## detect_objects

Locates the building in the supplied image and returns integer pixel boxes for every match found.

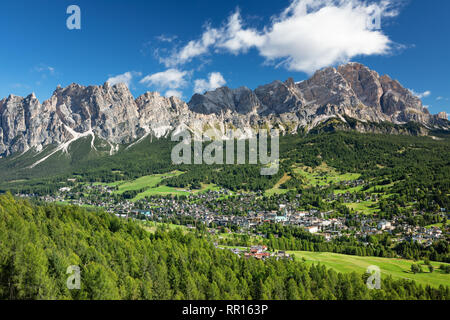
[378,220,392,230]
[275,215,288,223]
[306,226,319,234]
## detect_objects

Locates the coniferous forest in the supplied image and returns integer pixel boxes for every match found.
[0,193,448,300]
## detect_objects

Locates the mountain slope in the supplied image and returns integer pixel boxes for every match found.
[2,193,447,300]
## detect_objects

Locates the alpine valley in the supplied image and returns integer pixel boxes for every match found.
[0,63,449,300]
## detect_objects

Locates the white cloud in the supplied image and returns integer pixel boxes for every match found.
[140,69,189,89]
[216,11,265,54]
[421,91,431,98]
[165,90,183,98]
[107,71,141,87]
[160,0,400,74]
[11,83,31,89]
[33,64,56,74]
[194,72,227,93]
[157,34,178,43]
[410,89,431,99]
[162,28,220,67]
[255,0,397,73]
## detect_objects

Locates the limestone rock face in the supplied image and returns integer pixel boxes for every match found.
[52,82,140,143]
[0,93,66,155]
[379,75,424,116]
[255,78,304,115]
[437,112,448,120]
[337,63,384,110]
[0,63,448,157]
[188,62,448,129]
[189,86,260,115]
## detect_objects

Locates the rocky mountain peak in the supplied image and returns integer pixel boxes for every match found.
[438,111,448,120]
[0,63,448,159]
[26,92,37,100]
[188,86,259,115]
[337,63,383,110]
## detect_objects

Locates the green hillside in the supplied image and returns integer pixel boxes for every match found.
[0,194,448,300]
[288,251,450,288]
[1,130,449,217]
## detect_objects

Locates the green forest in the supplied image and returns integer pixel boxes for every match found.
[1,131,449,210]
[0,193,448,300]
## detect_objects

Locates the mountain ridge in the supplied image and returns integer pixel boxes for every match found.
[0,62,448,158]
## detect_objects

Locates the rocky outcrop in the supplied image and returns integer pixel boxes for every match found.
[189,86,260,115]
[437,112,448,120]
[188,62,448,129]
[337,63,384,111]
[0,63,448,157]
[52,82,141,144]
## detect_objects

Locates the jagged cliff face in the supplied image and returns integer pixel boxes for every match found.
[189,62,446,127]
[52,82,140,144]
[0,63,448,157]
[0,93,68,156]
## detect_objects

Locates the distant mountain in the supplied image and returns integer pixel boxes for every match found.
[0,63,448,160]
[189,62,448,126]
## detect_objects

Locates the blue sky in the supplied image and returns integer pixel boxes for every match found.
[0,0,449,115]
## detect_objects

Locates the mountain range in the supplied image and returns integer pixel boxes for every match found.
[0,62,448,161]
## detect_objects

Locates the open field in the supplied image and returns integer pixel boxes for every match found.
[288,251,450,288]
[264,163,363,196]
[133,186,190,200]
[425,223,446,229]
[265,173,291,196]
[54,201,100,210]
[96,171,195,199]
[141,221,190,234]
[114,171,183,194]
[93,181,124,187]
[76,171,225,202]
[133,182,222,201]
[344,201,381,215]
[333,186,364,194]
[292,163,361,187]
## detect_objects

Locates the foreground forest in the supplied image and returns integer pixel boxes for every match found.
[0,194,448,300]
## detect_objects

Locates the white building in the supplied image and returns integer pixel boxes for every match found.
[306,226,319,234]
[378,220,392,230]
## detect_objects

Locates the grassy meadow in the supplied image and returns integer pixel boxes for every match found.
[288,250,450,288]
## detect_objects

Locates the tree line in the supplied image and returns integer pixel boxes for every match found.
[0,193,448,300]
